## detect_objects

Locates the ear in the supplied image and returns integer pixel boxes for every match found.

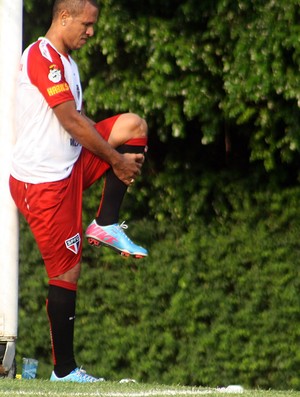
[60,10,71,26]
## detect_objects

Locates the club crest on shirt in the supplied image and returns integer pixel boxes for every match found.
[48,64,62,83]
[65,233,81,255]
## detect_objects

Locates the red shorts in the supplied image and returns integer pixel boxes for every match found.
[9,115,120,278]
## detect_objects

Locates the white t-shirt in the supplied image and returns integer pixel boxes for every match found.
[11,38,83,183]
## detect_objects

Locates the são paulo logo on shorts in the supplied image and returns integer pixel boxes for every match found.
[65,233,81,255]
[48,64,62,83]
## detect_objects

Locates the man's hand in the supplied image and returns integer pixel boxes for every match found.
[53,102,146,186]
[112,153,145,186]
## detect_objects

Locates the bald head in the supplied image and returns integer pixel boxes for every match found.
[52,0,99,20]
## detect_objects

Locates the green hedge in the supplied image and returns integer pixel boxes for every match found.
[16,172,300,389]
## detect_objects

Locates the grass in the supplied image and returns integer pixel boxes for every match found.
[0,379,300,397]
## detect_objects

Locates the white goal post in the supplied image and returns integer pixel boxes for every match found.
[0,0,22,375]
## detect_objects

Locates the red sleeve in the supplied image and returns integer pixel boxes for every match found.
[27,41,75,108]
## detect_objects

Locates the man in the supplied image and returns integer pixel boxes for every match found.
[9,0,148,383]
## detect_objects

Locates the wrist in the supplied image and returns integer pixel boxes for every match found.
[109,149,122,168]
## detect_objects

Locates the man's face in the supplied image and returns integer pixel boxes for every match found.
[63,2,99,51]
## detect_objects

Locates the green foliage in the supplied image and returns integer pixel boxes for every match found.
[23,0,52,42]
[17,171,300,390]
[207,0,300,169]
[23,0,300,171]
[75,0,223,143]
[17,0,300,390]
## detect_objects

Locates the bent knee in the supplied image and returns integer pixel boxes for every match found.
[127,113,148,137]
[109,113,148,147]
[124,113,148,137]
[51,262,81,284]
[137,115,148,137]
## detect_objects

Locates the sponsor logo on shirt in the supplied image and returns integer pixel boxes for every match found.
[47,83,70,96]
[65,233,81,255]
[48,64,62,83]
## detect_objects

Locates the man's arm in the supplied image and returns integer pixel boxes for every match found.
[53,101,143,185]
